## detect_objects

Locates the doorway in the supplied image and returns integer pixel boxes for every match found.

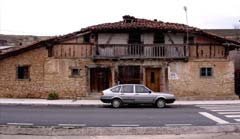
[90,67,111,92]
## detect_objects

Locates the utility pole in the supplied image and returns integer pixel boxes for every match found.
[183,6,189,57]
[183,6,188,47]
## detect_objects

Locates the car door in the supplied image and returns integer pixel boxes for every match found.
[134,85,154,104]
[120,85,135,103]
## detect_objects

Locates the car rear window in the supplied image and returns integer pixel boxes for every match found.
[111,86,121,93]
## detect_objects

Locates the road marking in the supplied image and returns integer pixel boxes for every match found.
[7,123,34,126]
[218,112,240,114]
[235,119,240,122]
[111,124,139,127]
[212,109,240,112]
[198,105,240,107]
[58,124,86,127]
[165,124,192,126]
[199,112,229,124]
[225,115,240,118]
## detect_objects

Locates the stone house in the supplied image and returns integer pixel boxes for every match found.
[0,15,240,99]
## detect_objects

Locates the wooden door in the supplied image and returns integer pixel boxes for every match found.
[90,68,111,92]
[146,68,161,92]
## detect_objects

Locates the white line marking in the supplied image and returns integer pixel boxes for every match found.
[196,105,240,107]
[212,109,240,112]
[200,107,240,110]
[216,123,240,125]
[235,119,240,122]
[218,112,240,114]
[58,124,86,127]
[199,112,229,124]
[225,115,240,118]
[111,124,139,127]
[165,124,192,126]
[7,123,34,126]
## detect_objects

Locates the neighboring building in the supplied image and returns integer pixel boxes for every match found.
[206,29,240,97]
[204,29,240,42]
[0,34,50,47]
[0,15,240,99]
[0,34,50,54]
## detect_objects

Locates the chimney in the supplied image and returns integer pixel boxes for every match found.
[123,15,135,23]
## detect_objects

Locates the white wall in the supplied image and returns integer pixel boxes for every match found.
[142,33,153,44]
[98,33,188,44]
[98,33,128,44]
[165,33,184,44]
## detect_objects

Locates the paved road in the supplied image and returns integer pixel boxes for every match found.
[0,104,240,127]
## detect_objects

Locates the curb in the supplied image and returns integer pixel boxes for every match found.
[1,125,240,136]
[0,103,107,107]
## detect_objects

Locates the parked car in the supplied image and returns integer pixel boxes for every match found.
[100,84,175,108]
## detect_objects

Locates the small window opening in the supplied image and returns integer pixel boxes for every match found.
[70,68,81,77]
[200,67,213,77]
[184,36,194,44]
[83,35,90,43]
[17,66,30,80]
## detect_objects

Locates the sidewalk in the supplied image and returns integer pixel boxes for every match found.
[0,98,240,106]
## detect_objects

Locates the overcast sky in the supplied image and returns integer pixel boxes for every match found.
[0,0,240,36]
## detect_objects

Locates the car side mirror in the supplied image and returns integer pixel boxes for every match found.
[149,91,152,94]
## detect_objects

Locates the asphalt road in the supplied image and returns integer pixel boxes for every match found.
[0,104,240,127]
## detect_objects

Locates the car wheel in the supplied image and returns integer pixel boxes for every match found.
[111,99,122,108]
[156,99,166,108]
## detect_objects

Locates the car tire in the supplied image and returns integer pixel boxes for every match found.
[156,99,166,108]
[111,99,122,108]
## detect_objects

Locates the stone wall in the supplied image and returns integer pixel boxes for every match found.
[0,46,94,99]
[43,58,94,99]
[168,59,237,100]
[0,47,48,98]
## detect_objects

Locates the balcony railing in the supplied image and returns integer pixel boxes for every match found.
[93,44,189,59]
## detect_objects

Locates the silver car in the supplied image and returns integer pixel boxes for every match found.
[100,84,175,108]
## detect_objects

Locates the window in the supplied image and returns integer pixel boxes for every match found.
[150,72,155,83]
[118,66,140,84]
[121,85,134,93]
[83,34,90,43]
[135,85,150,93]
[154,33,165,44]
[70,68,81,77]
[184,36,194,44]
[111,86,121,93]
[128,33,141,44]
[200,67,213,77]
[17,65,30,80]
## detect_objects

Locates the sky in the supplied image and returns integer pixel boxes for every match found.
[0,0,240,36]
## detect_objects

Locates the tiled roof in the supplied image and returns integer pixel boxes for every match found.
[82,15,201,32]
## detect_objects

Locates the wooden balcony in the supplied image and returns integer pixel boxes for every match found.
[93,44,189,60]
